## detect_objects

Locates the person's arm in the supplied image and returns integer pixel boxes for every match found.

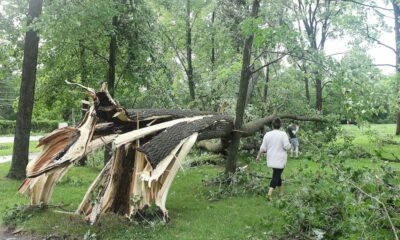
[256,149,266,162]
[256,135,267,162]
[292,125,299,135]
[283,133,291,151]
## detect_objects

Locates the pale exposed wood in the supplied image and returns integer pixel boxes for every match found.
[98,147,125,213]
[155,133,198,217]
[142,138,186,187]
[40,165,73,204]
[85,134,118,154]
[27,107,97,178]
[76,161,112,215]
[26,128,77,176]
[65,80,96,96]
[131,151,147,211]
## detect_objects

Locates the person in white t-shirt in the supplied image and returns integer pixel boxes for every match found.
[256,118,291,201]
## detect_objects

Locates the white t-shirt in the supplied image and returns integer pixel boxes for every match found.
[259,129,291,169]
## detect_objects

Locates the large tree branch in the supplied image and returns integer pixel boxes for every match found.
[373,63,396,68]
[251,54,287,74]
[79,44,110,64]
[364,25,396,53]
[241,114,325,137]
[162,30,189,74]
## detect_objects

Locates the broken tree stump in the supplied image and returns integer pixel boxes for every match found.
[18,84,233,223]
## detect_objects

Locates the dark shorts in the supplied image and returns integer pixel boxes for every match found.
[290,138,299,147]
[270,168,284,188]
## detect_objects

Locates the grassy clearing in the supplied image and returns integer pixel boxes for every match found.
[0,124,398,239]
[0,141,40,156]
[0,160,292,239]
[340,124,400,160]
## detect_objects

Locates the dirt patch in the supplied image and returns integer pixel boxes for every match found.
[0,227,76,240]
[0,227,37,240]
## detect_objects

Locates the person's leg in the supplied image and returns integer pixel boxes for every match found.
[267,187,274,200]
[268,168,280,200]
[291,146,294,157]
[293,138,299,158]
[290,139,294,157]
[276,168,284,196]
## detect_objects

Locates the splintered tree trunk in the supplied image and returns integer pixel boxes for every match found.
[109,145,136,214]
[7,0,43,179]
[225,0,260,174]
[18,83,326,224]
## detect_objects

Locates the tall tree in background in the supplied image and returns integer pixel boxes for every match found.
[7,0,44,179]
[186,0,196,101]
[108,15,119,97]
[290,0,341,112]
[392,0,400,134]
[347,0,400,134]
[104,14,119,164]
[225,0,260,174]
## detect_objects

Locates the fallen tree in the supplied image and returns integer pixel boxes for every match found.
[18,83,325,224]
[197,114,326,154]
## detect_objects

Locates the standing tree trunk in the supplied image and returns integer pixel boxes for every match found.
[186,0,195,101]
[262,59,270,103]
[108,16,118,97]
[78,40,89,166]
[104,15,118,164]
[315,76,323,112]
[302,64,310,104]
[392,1,400,135]
[7,0,43,179]
[211,10,216,72]
[225,0,260,174]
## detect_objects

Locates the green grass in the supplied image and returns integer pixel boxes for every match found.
[0,124,399,239]
[0,161,291,239]
[0,141,40,156]
[340,124,400,160]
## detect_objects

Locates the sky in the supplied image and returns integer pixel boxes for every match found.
[325,1,396,75]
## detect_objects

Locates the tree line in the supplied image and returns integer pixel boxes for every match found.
[1,0,400,179]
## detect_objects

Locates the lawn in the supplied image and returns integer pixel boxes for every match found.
[340,124,400,160]
[0,141,40,156]
[0,124,399,239]
[0,160,294,239]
